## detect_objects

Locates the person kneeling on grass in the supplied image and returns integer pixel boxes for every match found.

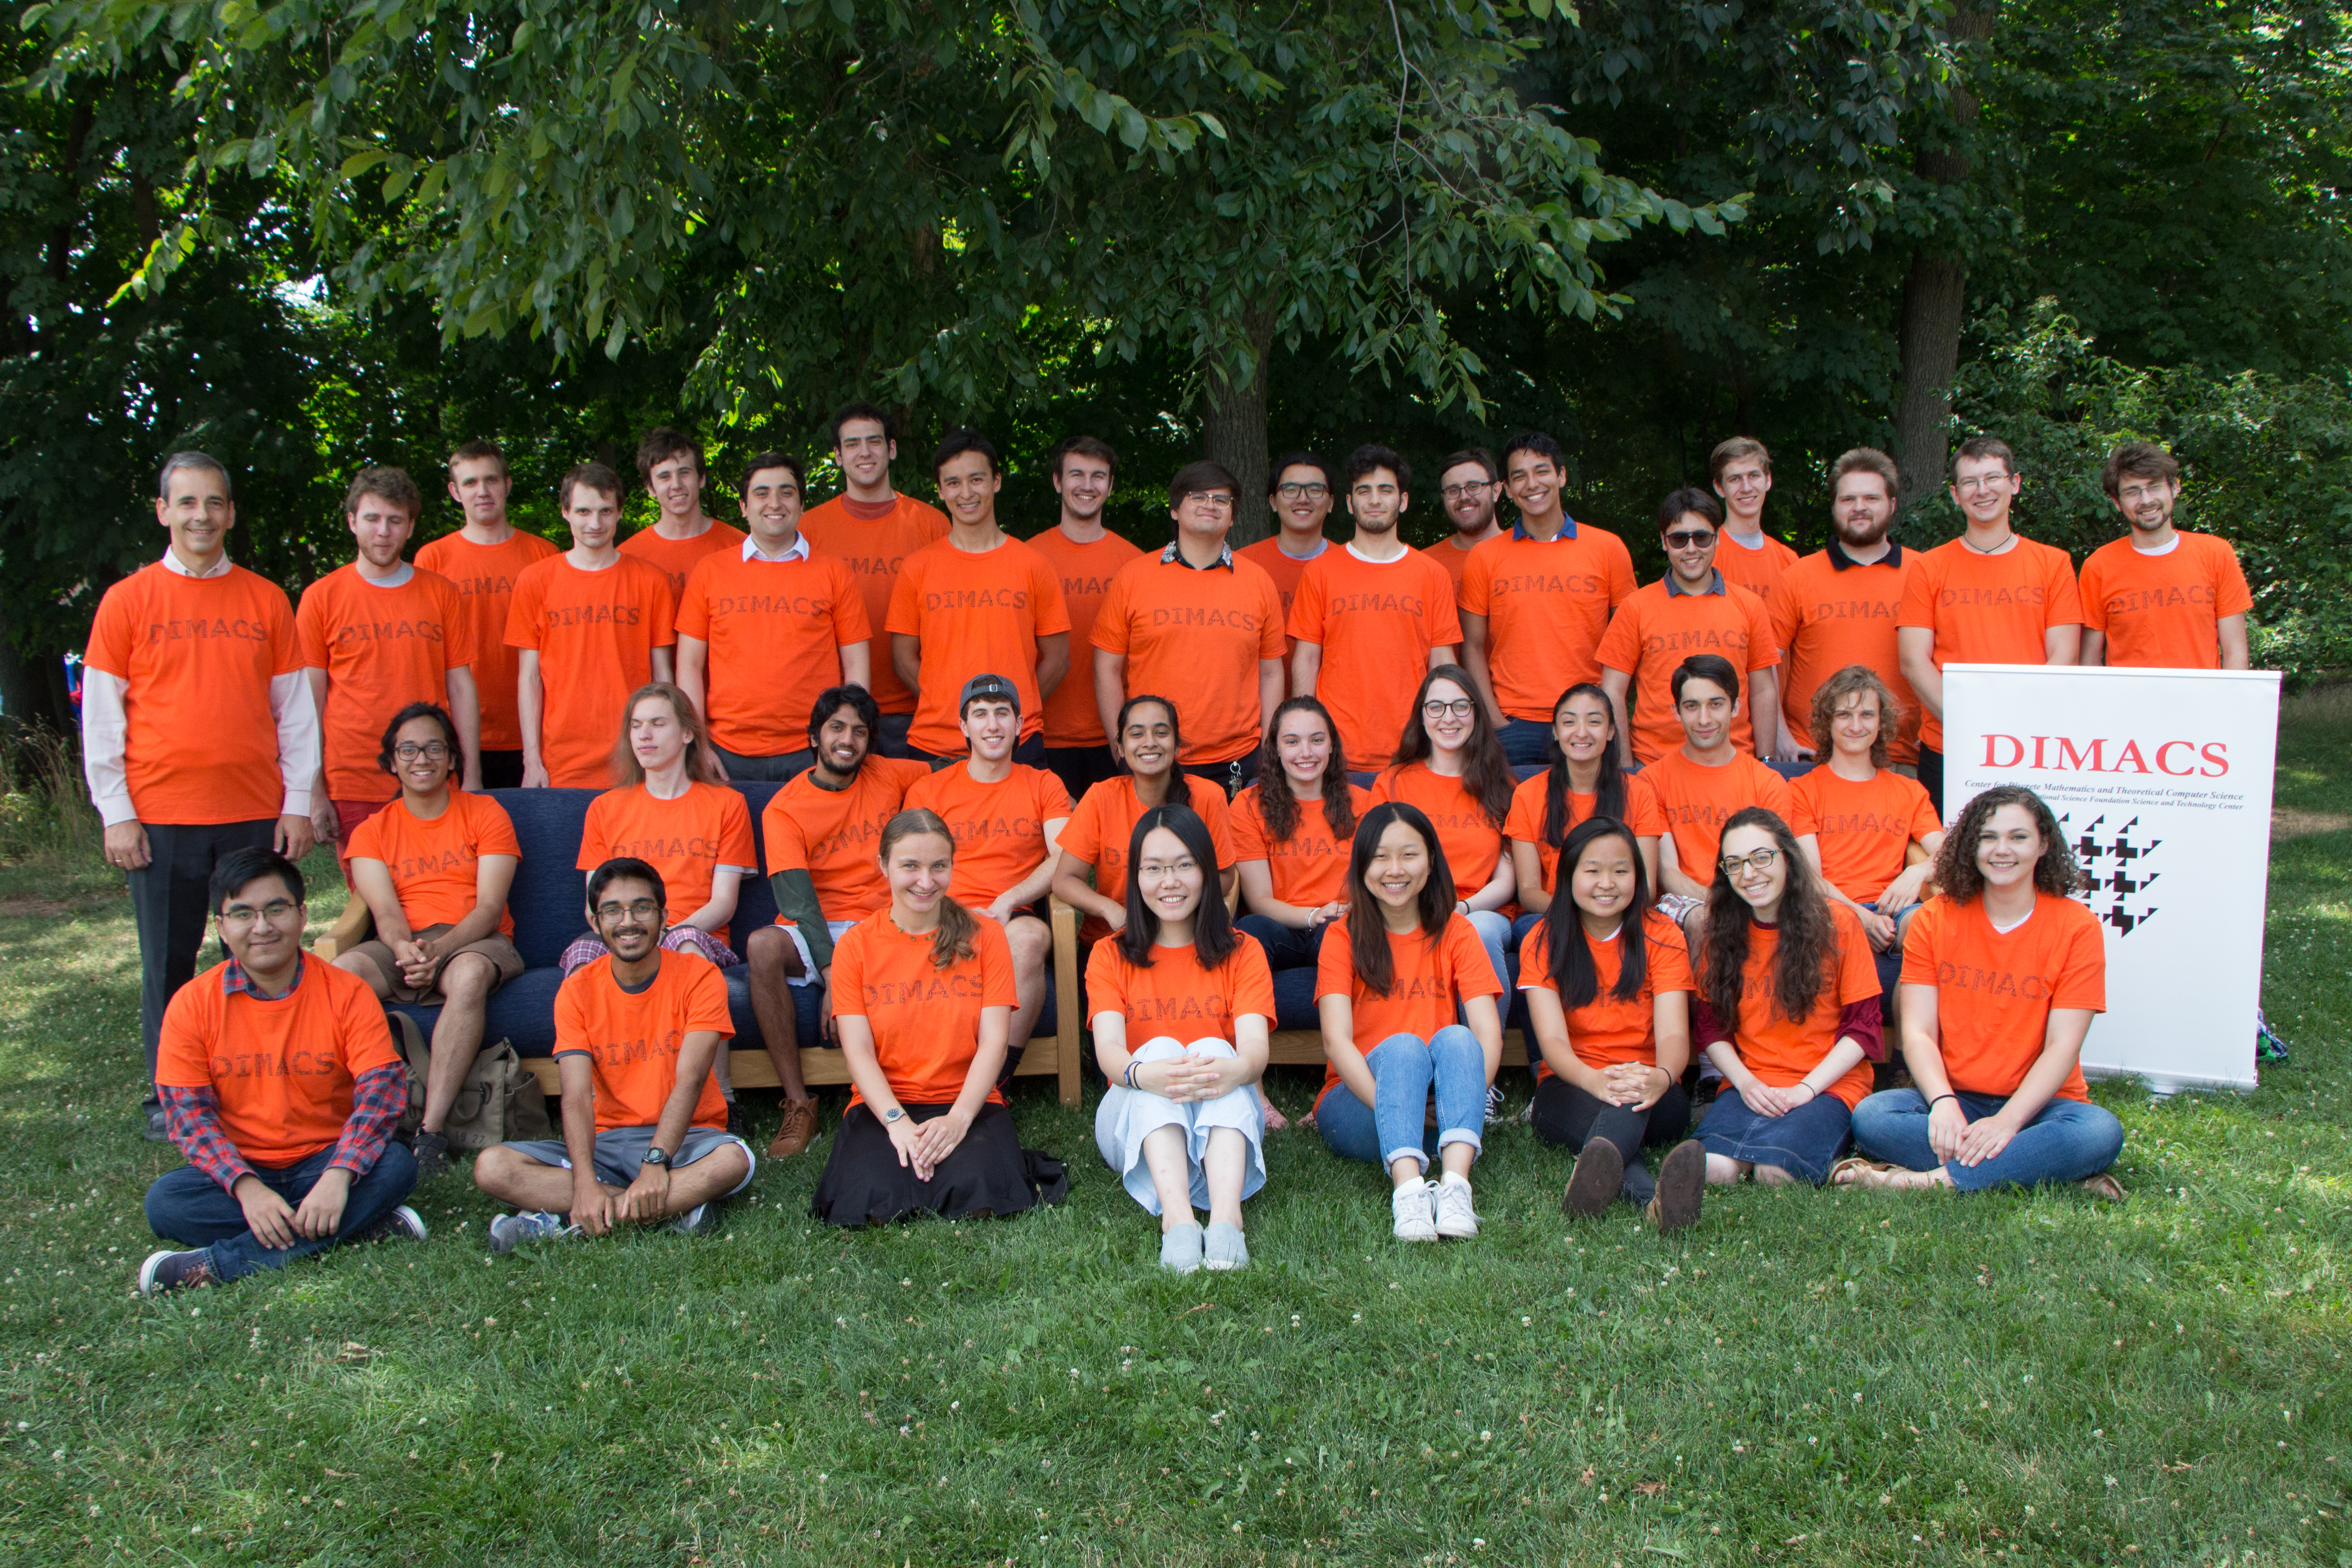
[1090,804,1276,1273]
[1691,808,1884,1187]
[141,847,423,1295]
[1313,802,1506,1242]
[1521,817,1706,1230]
[811,809,1069,1225]
[336,702,524,1182]
[475,857,753,1249]
[1838,785,2125,1198]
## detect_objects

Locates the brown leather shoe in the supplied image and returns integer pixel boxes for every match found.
[1561,1139,1623,1218]
[1646,1139,1706,1232]
[766,1097,819,1159]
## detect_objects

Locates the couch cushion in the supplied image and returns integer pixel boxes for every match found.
[484,788,597,970]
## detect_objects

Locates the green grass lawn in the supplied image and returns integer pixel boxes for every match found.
[3,702,2349,1567]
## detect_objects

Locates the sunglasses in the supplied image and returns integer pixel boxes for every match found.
[1664,529,1716,550]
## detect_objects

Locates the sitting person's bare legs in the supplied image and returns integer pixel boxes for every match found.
[743,924,819,1158]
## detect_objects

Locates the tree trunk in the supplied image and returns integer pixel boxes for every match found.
[1892,3,1995,514]
[1201,305,1278,547]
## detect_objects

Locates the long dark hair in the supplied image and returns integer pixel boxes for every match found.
[1254,695,1357,845]
[1699,806,1840,1026]
[1934,785,2086,902]
[1539,817,1650,1009]
[1540,682,1629,849]
[1115,804,1237,970]
[1391,664,1512,827]
[878,809,977,972]
[1344,802,1457,997]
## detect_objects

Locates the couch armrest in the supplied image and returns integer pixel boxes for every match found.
[1050,896,1081,1108]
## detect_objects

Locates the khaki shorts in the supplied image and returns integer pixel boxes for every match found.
[343,923,525,1004]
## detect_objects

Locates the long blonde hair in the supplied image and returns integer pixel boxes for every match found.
[610,682,721,788]
[879,809,977,970]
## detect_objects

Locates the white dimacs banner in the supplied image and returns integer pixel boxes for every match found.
[1942,664,2280,1093]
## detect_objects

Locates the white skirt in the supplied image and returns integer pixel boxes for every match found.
[1092,1036,1267,1214]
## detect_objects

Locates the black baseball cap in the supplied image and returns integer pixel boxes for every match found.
[958,674,1020,716]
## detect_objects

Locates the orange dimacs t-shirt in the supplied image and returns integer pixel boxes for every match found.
[1900,892,2105,1102]
[1896,536,2085,753]
[2077,531,2252,670]
[503,554,678,787]
[1594,572,1781,765]
[619,519,748,604]
[676,545,871,756]
[552,949,735,1133]
[799,494,950,716]
[1314,913,1505,1094]
[1091,550,1287,765]
[153,958,401,1168]
[1458,522,1639,722]
[1517,912,1694,1076]
[1086,932,1277,1046]
[1230,781,1374,909]
[1714,530,1801,597]
[415,529,560,752]
[761,756,932,925]
[886,535,1071,759]
[1766,542,1921,765]
[1235,534,1331,667]
[1702,903,1880,1108]
[1638,748,1795,888]
[1058,774,1237,942]
[295,564,477,803]
[1422,535,1493,594]
[578,780,758,928]
[1289,545,1464,766]
[1372,761,1509,894]
[343,788,521,937]
[830,910,1018,1109]
[901,762,1074,910]
[1788,766,1941,904]
[83,561,304,826]
[1503,771,1667,897]
[1026,526,1144,748]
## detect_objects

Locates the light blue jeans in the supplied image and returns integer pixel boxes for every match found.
[1464,908,1512,994]
[1314,1026,1488,1172]
[1850,1088,2124,1192]
[1094,1037,1267,1214]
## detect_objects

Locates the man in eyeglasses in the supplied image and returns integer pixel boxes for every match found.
[475,857,753,1249]
[1421,448,1506,593]
[1091,460,1287,794]
[1597,489,1781,768]
[138,846,422,1295]
[1237,451,1338,669]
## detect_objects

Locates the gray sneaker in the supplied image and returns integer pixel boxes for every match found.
[668,1203,719,1237]
[1159,1223,1205,1273]
[1203,1222,1250,1271]
[487,1210,573,1254]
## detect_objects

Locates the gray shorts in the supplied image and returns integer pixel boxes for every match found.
[501,1125,755,1194]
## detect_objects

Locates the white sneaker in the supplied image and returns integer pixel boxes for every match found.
[1433,1175,1480,1239]
[1391,1179,1438,1242]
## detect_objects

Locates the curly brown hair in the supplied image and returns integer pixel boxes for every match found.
[1931,786,2086,903]
[1808,664,1901,772]
[1253,696,1358,846]
[1391,665,1513,827]
[1698,807,1843,1027]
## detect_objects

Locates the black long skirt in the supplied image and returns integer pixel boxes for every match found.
[811,1102,1068,1226]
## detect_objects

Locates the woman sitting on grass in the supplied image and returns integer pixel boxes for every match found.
[1691,808,1884,1188]
[1372,666,1518,990]
[1312,802,1505,1242]
[1521,816,1706,1230]
[812,809,1067,1225]
[1840,785,2124,1198]
[1234,696,1372,971]
[1505,682,1663,946]
[1089,804,1276,1273]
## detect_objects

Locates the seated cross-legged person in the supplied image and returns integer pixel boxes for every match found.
[1639,654,1798,950]
[1842,785,2125,1197]
[1233,696,1372,970]
[337,702,524,1182]
[1089,805,1276,1273]
[1313,802,1506,1242]
[812,809,1069,1225]
[748,684,932,1159]
[1052,694,1237,946]
[1790,665,1945,999]
[476,858,753,1248]
[903,675,1073,1070]
[140,848,422,1295]
[1521,817,1707,1230]
[1505,681,1664,955]
[1691,808,1883,1187]
[1372,665,1518,992]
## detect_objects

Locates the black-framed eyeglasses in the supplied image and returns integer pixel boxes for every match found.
[1422,698,1477,720]
[1719,848,1780,876]
[594,898,662,922]
[1275,482,1329,501]
[394,741,451,762]
[220,899,299,927]
[1665,529,1715,550]
[1440,482,1496,501]
[1183,492,1237,510]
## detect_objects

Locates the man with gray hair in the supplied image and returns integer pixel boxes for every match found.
[83,452,322,1140]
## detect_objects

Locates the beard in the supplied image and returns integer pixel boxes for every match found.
[1836,512,1894,549]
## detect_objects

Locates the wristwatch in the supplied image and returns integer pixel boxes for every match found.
[641,1146,670,1167]
[881,1107,906,1125]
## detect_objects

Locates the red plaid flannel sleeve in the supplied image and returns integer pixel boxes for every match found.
[159,1086,256,1193]
[326,1061,408,1176]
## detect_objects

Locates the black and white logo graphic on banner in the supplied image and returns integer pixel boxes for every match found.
[1942,664,2279,1093]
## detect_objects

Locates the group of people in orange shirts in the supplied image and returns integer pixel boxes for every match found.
[99,410,2245,1289]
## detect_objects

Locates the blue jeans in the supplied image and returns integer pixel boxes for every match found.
[144,1143,418,1282]
[1463,909,1512,995]
[1851,1088,2124,1192]
[1497,718,1555,768]
[1861,901,1923,1001]
[1315,1026,1488,1172]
